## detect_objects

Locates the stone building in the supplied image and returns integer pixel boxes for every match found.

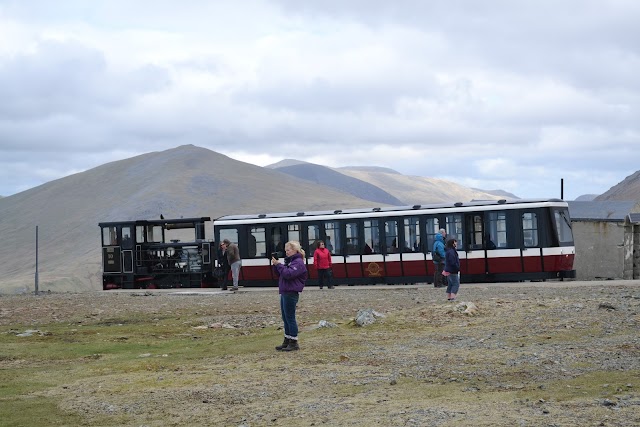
[567,201,640,280]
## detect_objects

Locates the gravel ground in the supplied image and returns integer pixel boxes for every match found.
[1,280,639,426]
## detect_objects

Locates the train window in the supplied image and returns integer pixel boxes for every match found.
[403,217,421,252]
[425,216,441,252]
[147,225,163,243]
[554,208,574,245]
[268,226,284,257]
[249,227,265,257]
[469,215,484,249]
[346,222,359,255]
[445,214,463,250]
[488,211,507,248]
[522,212,539,247]
[324,221,341,254]
[103,226,118,246]
[363,220,380,254]
[385,220,399,253]
[219,228,238,246]
[136,226,144,243]
[288,224,300,244]
[121,226,133,249]
[307,224,320,256]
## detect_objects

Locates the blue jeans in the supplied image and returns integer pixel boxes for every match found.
[446,272,460,295]
[280,292,299,338]
[230,260,242,288]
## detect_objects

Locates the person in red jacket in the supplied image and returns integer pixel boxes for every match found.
[313,240,333,289]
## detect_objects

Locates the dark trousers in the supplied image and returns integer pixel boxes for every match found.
[280,292,300,338]
[318,268,332,288]
[434,262,445,287]
[220,268,230,289]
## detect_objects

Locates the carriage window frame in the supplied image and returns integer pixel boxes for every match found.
[403,216,421,253]
[487,211,507,248]
[385,219,399,253]
[218,228,239,247]
[324,221,341,255]
[103,226,118,246]
[553,208,574,246]
[445,214,464,250]
[522,212,539,248]
[363,219,380,254]
[425,216,441,253]
[469,214,484,250]
[306,224,321,257]
[288,224,300,245]
[345,221,360,255]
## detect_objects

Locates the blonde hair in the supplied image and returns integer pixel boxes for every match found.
[285,240,305,258]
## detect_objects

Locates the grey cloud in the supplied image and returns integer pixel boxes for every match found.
[0,40,171,121]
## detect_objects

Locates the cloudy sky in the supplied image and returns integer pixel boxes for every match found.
[1,1,639,200]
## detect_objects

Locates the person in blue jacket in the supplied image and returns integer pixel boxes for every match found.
[444,238,460,301]
[432,229,447,288]
[271,240,308,351]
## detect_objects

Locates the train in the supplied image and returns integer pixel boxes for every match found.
[99,198,576,290]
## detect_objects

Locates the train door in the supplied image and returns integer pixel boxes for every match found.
[484,210,518,276]
[401,216,427,279]
[444,213,464,276]
[121,225,134,275]
[305,220,344,284]
[383,218,402,278]
[361,219,384,283]
[305,222,322,283]
[324,220,344,282]
[244,225,269,283]
[521,210,544,274]
[343,220,361,281]
[424,215,443,282]
[102,225,121,274]
[465,213,487,277]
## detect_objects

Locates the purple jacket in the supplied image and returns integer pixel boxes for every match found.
[274,253,307,294]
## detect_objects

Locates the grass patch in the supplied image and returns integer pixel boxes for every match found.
[0,397,86,427]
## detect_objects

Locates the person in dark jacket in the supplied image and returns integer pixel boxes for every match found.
[272,240,308,351]
[432,229,447,288]
[217,242,230,290]
[443,238,460,301]
[313,240,333,289]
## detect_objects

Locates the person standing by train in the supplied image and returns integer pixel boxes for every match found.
[432,229,447,288]
[443,238,460,301]
[272,240,307,351]
[313,240,333,289]
[222,239,242,291]
[217,242,231,290]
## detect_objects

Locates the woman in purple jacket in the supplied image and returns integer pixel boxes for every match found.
[271,240,308,351]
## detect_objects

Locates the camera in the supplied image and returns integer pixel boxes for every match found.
[271,252,279,260]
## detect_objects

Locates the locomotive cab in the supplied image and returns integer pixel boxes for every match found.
[99,217,214,290]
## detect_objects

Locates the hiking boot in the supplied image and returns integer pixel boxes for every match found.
[282,339,299,351]
[275,338,290,351]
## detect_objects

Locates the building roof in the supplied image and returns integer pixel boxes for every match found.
[628,213,640,223]
[567,201,640,221]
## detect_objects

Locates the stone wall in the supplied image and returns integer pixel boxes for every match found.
[572,220,626,280]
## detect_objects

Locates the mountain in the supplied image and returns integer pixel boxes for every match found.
[0,145,378,293]
[265,159,310,169]
[336,167,507,204]
[272,164,404,206]
[471,188,520,200]
[594,171,640,201]
[574,194,598,201]
[339,166,401,175]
